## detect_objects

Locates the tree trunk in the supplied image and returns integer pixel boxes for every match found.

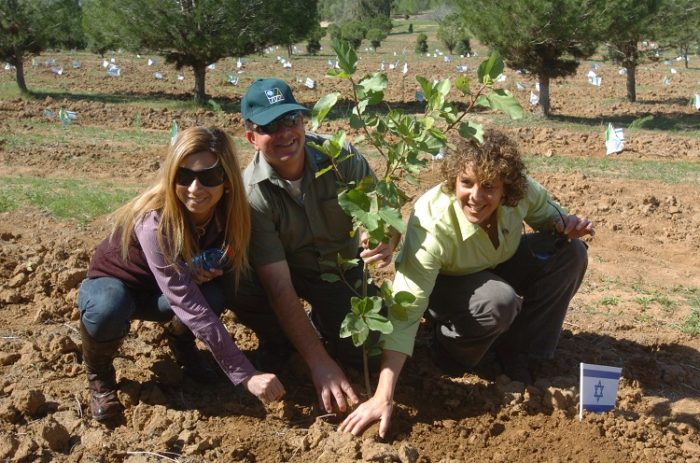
[193,63,207,106]
[15,52,28,94]
[287,44,293,58]
[625,66,636,103]
[539,74,551,117]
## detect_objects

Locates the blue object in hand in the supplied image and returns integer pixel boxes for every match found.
[192,248,227,271]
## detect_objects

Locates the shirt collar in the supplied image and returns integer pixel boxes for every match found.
[451,197,498,242]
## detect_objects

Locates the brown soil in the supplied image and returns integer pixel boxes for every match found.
[1,47,699,463]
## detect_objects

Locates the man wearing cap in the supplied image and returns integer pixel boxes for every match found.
[231,78,400,414]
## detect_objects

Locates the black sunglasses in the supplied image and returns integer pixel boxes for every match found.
[253,111,302,135]
[175,163,225,187]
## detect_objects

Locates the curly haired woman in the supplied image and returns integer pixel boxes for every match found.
[341,129,594,437]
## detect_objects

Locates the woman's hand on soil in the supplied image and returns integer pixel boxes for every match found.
[243,372,286,403]
[338,395,393,438]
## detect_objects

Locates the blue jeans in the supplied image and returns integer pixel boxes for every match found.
[77,276,226,342]
[428,232,588,368]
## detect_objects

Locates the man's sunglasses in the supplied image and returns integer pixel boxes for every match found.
[175,163,225,187]
[253,111,302,135]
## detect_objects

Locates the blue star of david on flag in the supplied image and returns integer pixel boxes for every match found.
[579,362,623,420]
[593,380,604,402]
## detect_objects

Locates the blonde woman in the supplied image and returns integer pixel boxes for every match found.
[77,127,284,422]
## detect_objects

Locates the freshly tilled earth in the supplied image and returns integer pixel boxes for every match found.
[0,47,699,462]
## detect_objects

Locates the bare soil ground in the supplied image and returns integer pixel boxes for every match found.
[1,43,699,462]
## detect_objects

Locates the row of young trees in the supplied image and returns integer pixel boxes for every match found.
[2,0,698,111]
[1,0,323,103]
[459,0,700,115]
[318,0,444,20]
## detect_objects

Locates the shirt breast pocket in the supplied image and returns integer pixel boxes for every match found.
[317,197,353,243]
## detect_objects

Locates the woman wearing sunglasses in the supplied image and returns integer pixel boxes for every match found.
[77,126,284,422]
[340,129,594,438]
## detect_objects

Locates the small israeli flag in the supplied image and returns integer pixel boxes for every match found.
[605,123,625,155]
[58,108,77,125]
[304,77,316,89]
[694,94,700,111]
[587,71,602,86]
[529,91,539,106]
[579,362,622,420]
[107,65,121,77]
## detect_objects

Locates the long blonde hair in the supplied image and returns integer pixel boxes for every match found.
[110,126,250,284]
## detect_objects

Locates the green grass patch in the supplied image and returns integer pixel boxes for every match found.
[1,120,170,149]
[525,155,700,185]
[0,194,19,212]
[679,306,700,337]
[631,285,678,314]
[628,115,655,129]
[635,313,654,323]
[0,80,23,99]
[0,176,140,225]
[599,296,620,307]
[670,285,699,296]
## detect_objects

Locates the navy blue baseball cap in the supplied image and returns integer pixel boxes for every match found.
[241,78,311,125]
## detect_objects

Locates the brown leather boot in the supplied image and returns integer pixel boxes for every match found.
[80,322,124,421]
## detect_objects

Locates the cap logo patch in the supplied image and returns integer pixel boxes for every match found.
[265,88,285,104]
